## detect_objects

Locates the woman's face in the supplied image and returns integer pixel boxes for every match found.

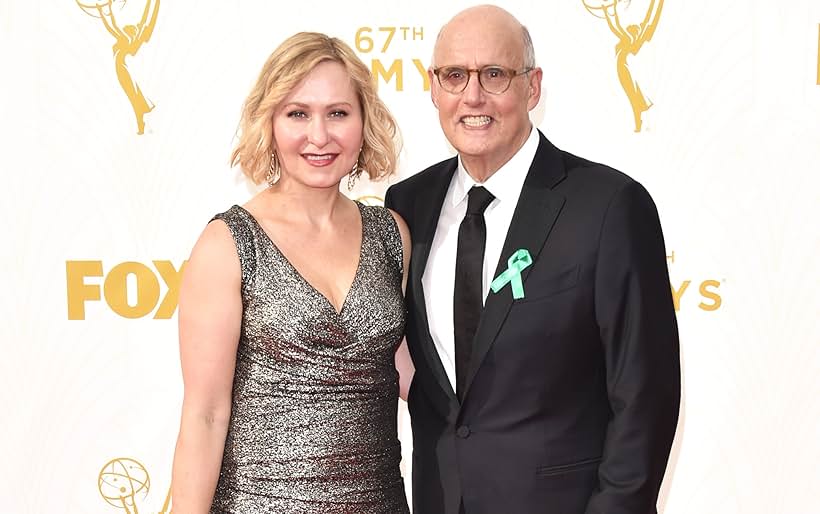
[272,60,364,190]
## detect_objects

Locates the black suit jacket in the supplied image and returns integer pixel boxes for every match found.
[385,131,680,514]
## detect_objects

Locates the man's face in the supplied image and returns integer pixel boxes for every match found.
[430,13,541,176]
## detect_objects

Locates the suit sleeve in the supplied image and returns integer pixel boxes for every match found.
[384,185,396,211]
[585,180,681,514]
[384,184,411,225]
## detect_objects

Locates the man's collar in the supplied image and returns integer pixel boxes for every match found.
[451,126,539,208]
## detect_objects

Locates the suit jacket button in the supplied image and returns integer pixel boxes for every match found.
[456,425,471,438]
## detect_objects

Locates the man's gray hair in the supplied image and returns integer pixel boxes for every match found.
[522,24,536,68]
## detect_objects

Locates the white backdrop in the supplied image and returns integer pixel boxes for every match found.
[1,1,819,512]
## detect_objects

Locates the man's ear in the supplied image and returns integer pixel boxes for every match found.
[527,67,543,111]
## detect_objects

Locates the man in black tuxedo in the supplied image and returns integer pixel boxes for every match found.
[385,5,680,514]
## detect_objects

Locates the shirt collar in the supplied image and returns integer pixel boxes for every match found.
[451,126,539,209]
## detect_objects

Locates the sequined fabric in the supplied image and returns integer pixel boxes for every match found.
[209,202,408,514]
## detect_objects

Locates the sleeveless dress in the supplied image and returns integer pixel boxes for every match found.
[209,202,409,514]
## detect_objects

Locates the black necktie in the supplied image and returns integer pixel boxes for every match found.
[454,186,495,401]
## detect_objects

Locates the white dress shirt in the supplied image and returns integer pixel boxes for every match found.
[422,127,540,390]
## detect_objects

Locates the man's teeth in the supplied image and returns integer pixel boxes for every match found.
[462,116,491,127]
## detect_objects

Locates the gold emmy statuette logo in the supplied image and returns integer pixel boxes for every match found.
[584,0,664,132]
[98,457,171,514]
[355,195,385,206]
[77,0,160,134]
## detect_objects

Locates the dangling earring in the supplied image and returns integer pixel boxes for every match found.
[347,149,363,191]
[266,151,281,186]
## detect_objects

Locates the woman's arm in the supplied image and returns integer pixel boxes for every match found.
[387,209,415,401]
[171,220,242,513]
[394,337,414,402]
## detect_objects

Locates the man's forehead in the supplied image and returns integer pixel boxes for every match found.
[434,29,523,66]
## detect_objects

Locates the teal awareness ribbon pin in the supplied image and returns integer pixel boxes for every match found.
[490,249,532,300]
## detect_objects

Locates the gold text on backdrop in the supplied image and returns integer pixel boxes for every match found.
[583,0,663,132]
[66,260,186,320]
[666,251,723,312]
[670,280,722,312]
[77,0,160,134]
[355,27,429,91]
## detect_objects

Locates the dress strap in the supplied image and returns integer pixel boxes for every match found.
[211,205,258,289]
[361,204,403,278]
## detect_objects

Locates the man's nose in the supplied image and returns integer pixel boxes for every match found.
[462,71,485,105]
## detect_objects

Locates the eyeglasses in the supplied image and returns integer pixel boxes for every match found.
[432,65,533,94]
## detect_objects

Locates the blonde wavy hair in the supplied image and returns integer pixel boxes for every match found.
[231,32,401,185]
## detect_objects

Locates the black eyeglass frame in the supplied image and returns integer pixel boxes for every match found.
[432,65,534,94]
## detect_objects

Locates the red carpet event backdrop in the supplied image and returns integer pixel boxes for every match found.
[1,0,818,512]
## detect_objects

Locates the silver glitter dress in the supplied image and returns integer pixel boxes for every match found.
[209,203,409,514]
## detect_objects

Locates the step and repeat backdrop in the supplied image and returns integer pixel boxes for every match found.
[1,0,819,512]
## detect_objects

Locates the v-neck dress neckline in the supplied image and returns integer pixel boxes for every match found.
[234,202,365,316]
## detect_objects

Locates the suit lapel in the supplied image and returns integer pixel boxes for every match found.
[463,133,567,398]
[410,158,459,403]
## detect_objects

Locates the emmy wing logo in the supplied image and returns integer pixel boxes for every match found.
[98,457,171,514]
[355,195,385,206]
[77,0,160,135]
[583,0,663,132]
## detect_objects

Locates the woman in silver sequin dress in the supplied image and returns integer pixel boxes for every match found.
[171,32,413,514]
